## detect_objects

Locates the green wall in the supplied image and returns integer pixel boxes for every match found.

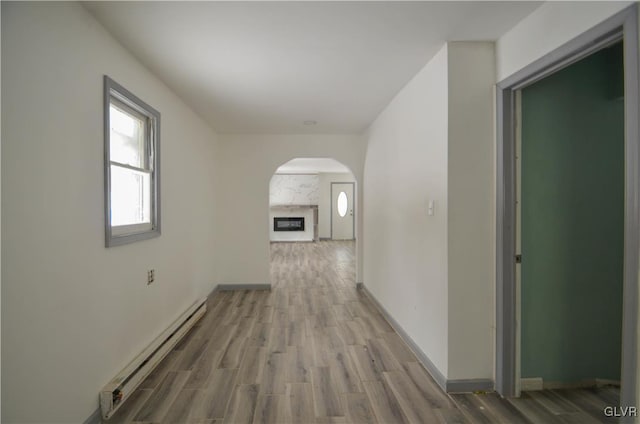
[521,43,624,382]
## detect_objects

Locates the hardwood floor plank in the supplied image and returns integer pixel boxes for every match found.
[362,379,409,424]
[383,370,441,423]
[554,389,618,423]
[219,321,252,369]
[311,366,345,417]
[261,352,287,394]
[134,371,191,422]
[161,388,202,423]
[326,326,346,349]
[184,348,223,389]
[253,395,291,424]
[501,392,563,424]
[238,346,266,385]
[286,345,313,383]
[348,344,382,382]
[474,392,532,424]
[198,368,239,419]
[287,320,305,347]
[248,322,272,347]
[353,317,377,340]
[402,362,457,409]
[315,417,348,424]
[381,332,417,363]
[268,325,288,354]
[365,338,401,372]
[257,306,274,324]
[223,384,260,424]
[273,309,289,327]
[203,323,236,352]
[176,336,210,371]
[344,393,377,424]
[328,347,362,394]
[434,408,470,424]
[332,305,353,322]
[527,390,580,415]
[288,383,315,423]
[338,321,367,346]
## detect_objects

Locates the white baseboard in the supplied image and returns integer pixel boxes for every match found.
[216,283,271,291]
[521,377,543,391]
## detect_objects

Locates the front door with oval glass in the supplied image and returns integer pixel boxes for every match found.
[331,182,354,240]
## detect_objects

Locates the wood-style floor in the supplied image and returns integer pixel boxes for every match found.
[108,241,620,423]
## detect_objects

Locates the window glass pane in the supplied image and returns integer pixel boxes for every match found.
[110,165,151,226]
[337,191,348,217]
[110,103,146,169]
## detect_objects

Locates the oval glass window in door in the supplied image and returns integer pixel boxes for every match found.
[337,191,348,217]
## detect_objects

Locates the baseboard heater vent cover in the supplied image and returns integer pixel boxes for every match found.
[100,297,207,420]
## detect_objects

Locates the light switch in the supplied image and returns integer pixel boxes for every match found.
[427,200,435,216]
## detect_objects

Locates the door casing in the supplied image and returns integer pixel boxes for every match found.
[495,5,639,415]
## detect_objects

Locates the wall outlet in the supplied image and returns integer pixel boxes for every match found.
[147,269,155,285]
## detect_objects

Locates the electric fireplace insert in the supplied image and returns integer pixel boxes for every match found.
[274,217,305,231]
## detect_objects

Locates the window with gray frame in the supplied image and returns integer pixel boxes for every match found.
[104,76,161,247]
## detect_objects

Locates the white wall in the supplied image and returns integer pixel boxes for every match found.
[364,45,450,375]
[363,42,496,382]
[318,173,356,239]
[218,134,366,285]
[446,42,495,380]
[269,174,319,206]
[496,1,631,81]
[2,3,220,423]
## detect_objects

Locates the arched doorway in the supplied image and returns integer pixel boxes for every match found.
[268,157,357,288]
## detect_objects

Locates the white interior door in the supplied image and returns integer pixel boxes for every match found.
[331,183,354,240]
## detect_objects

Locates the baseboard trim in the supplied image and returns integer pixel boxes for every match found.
[270,240,314,243]
[83,407,101,424]
[217,283,272,291]
[358,283,448,391]
[358,283,494,394]
[446,379,494,393]
[521,377,544,391]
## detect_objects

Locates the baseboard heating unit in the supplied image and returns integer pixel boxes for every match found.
[100,297,207,420]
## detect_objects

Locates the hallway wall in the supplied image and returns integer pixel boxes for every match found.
[2,3,221,422]
[364,44,450,376]
[363,42,496,383]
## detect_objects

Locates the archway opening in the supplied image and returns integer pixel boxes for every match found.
[268,157,357,289]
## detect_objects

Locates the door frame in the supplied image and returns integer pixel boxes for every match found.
[495,4,639,412]
[330,182,355,240]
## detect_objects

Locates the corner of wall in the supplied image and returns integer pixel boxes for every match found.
[446,41,496,381]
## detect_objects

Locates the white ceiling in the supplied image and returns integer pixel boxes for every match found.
[275,158,352,174]
[84,1,541,134]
